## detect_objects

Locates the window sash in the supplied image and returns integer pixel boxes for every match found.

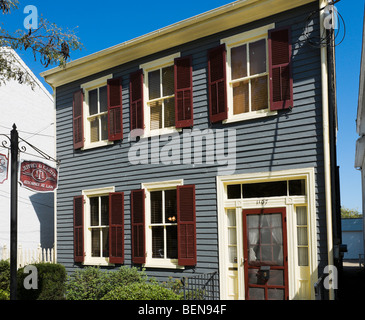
[228,37,270,116]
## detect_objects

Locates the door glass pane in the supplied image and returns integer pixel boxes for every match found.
[149,70,161,100]
[267,269,284,286]
[162,66,174,97]
[90,197,99,226]
[251,75,268,111]
[99,86,108,113]
[297,227,308,246]
[249,39,266,75]
[248,268,258,285]
[164,98,175,128]
[228,228,237,245]
[229,246,237,263]
[268,288,284,300]
[233,81,249,114]
[152,226,164,258]
[89,89,98,115]
[166,226,177,259]
[227,209,236,226]
[298,247,309,266]
[249,287,265,300]
[296,206,307,225]
[151,191,162,224]
[150,101,162,130]
[231,44,247,80]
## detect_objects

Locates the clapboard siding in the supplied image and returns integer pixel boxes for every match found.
[54,2,330,287]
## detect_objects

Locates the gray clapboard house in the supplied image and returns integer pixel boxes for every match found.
[41,0,341,300]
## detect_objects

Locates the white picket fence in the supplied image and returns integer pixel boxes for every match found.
[1,244,55,268]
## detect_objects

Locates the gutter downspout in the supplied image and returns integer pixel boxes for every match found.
[319,0,335,300]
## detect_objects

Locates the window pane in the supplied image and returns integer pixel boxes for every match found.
[150,101,162,130]
[289,180,306,196]
[152,226,164,258]
[233,81,249,114]
[162,66,174,97]
[251,76,268,111]
[249,39,266,75]
[296,207,307,226]
[100,114,108,141]
[227,184,241,199]
[298,247,309,266]
[102,228,109,258]
[99,86,108,113]
[149,70,161,100]
[227,209,236,227]
[91,229,100,257]
[89,89,98,115]
[229,246,237,263]
[151,191,162,224]
[165,189,177,223]
[100,196,109,226]
[164,98,175,128]
[90,197,99,226]
[90,118,100,142]
[166,226,178,259]
[231,44,247,80]
[297,227,308,246]
[242,181,287,198]
[267,288,284,300]
[228,228,237,245]
[248,287,265,300]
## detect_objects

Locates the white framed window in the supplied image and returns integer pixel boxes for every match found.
[221,24,277,123]
[142,180,184,268]
[81,75,113,149]
[141,53,181,137]
[82,186,115,265]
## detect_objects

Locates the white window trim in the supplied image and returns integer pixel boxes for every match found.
[216,168,318,300]
[221,23,277,124]
[140,53,182,138]
[82,186,115,266]
[81,74,114,150]
[141,179,185,269]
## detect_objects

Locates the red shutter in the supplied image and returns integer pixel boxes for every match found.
[208,44,227,123]
[73,89,84,149]
[177,185,196,266]
[73,196,84,263]
[109,192,124,264]
[108,78,123,141]
[130,69,144,131]
[268,27,293,111]
[175,56,193,128]
[131,189,145,264]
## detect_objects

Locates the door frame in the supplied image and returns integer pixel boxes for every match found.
[216,168,318,300]
[242,207,289,300]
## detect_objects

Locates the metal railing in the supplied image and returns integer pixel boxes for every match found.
[181,271,219,300]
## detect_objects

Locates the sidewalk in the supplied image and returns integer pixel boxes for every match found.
[338,260,365,300]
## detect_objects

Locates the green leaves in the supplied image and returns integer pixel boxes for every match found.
[0,1,82,87]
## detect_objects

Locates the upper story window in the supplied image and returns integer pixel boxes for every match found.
[140,53,185,137]
[81,75,113,149]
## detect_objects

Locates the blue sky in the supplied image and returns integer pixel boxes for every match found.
[1,0,364,211]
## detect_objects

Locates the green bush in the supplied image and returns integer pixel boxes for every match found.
[65,266,147,300]
[101,282,182,300]
[17,263,66,300]
[0,260,10,300]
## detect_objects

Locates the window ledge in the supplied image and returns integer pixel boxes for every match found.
[82,140,114,150]
[144,261,185,270]
[83,258,113,266]
[142,127,182,139]
[223,110,277,124]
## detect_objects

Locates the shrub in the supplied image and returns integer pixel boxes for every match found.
[17,263,66,300]
[101,282,182,300]
[65,266,147,300]
[0,260,10,300]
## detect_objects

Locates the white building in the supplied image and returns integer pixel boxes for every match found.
[0,48,55,254]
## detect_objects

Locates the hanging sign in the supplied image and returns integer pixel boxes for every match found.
[19,160,58,192]
[0,153,9,184]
